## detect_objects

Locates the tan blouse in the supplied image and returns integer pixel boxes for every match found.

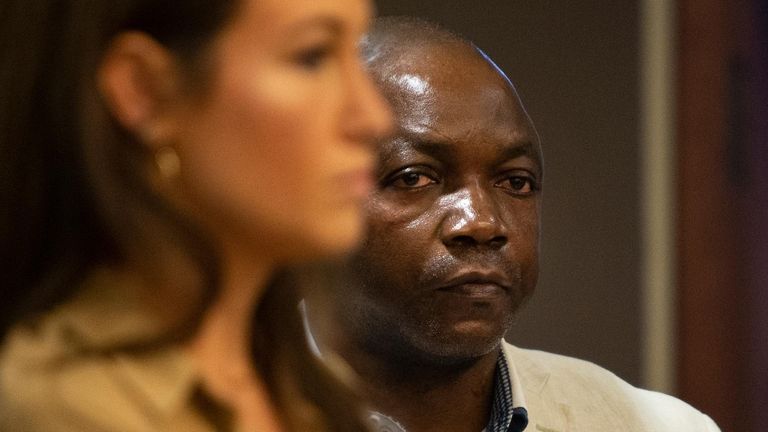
[0,268,227,431]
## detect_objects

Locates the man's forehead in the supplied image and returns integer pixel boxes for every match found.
[383,73,537,152]
[377,45,522,115]
[377,42,494,87]
[368,38,542,168]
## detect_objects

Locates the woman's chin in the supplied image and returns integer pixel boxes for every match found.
[309,218,363,258]
[273,211,364,263]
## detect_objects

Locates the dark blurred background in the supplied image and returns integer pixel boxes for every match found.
[374,1,767,431]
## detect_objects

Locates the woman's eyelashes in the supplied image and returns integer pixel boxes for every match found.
[293,41,335,70]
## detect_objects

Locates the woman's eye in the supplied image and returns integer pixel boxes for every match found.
[390,172,437,189]
[295,45,332,69]
[496,176,536,195]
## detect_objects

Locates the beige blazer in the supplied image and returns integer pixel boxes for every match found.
[503,342,720,431]
[0,269,224,431]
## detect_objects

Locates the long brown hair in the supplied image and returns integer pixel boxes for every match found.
[0,1,368,430]
[0,0,233,344]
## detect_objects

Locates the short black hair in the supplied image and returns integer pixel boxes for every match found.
[361,16,475,66]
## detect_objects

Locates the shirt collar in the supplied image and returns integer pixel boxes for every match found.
[486,348,529,432]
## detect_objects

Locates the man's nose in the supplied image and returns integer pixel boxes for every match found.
[439,183,508,248]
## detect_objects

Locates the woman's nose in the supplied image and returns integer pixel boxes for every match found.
[342,61,394,145]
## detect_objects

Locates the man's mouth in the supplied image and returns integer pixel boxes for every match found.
[438,283,506,298]
[436,270,511,298]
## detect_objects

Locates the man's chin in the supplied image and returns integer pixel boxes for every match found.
[407,326,505,365]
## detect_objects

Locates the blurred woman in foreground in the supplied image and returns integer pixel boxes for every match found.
[0,0,391,430]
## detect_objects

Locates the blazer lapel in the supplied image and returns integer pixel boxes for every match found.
[502,342,571,432]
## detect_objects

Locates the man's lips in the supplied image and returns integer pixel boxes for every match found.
[436,270,511,298]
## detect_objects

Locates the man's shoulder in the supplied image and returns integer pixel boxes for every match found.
[503,341,635,391]
[501,341,720,431]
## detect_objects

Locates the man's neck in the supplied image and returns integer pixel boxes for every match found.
[303,296,501,432]
[345,342,500,432]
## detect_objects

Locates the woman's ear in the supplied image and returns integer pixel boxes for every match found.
[97,32,183,148]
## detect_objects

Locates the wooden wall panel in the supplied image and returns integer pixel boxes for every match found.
[677,0,766,430]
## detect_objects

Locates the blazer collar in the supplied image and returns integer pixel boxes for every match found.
[502,342,570,432]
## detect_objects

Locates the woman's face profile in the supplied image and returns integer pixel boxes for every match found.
[170,0,392,262]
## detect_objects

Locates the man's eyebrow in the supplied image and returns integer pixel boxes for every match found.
[381,134,542,170]
[408,139,456,159]
[495,141,542,170]
[382,135,456,161]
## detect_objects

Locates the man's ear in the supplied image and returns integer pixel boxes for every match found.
[97,32,183,148]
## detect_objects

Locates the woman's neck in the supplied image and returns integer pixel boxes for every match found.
[188,249,284,431]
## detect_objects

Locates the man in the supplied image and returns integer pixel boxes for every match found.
[303,17,720,432]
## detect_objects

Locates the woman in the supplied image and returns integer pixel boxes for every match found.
[0,0,391,431]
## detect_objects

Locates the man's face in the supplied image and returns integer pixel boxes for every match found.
[345,44,542,364]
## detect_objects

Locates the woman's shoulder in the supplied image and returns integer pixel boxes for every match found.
[0,269,209,431]
[1,321,208,431]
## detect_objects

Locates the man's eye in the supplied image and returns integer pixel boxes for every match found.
[495,176,536,195]
[390,172,437,189]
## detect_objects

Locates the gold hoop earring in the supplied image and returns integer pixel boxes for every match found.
[154,146,181,180]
